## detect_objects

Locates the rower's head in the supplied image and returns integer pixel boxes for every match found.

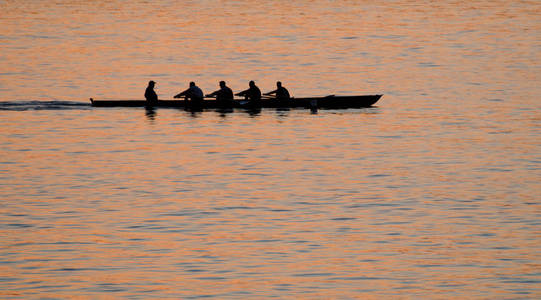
[277,81,282,87]
[249,80,255,87]
[148,80,155,87]
[219,81,226,87]
[189,82,195,87]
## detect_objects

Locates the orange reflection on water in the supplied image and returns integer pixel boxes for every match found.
[1,0,541,298]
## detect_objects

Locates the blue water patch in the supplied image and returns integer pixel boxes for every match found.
[255,239,280,243]
[186,269,205,273]
[196,276,227,281]
[185,294,223,299]
[330,276,383,280]
[4,223,33,228]
[94,283,126,293]
[331,217,356,221]
[214,206,254,210]
[53,267,98,272]
[28,284,71,290]
[294,273,335,277]
[416,264,444,268]
[369,34,405,40]
[418,62,441,68]
[0,277,18,282]
[23,34,61,40]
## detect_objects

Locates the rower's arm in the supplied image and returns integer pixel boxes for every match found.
[205,90,218,97]
[235,89,248,96]
[174,88,189,98]
[264,89,277,96]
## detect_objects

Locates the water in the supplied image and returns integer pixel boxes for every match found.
[1,0,540,298]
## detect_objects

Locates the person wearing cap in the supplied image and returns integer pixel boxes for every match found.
[174,82,204,104]
[235,80,261,105]
[264,81,290,102]
[145,80,158,103]
[206,81,234,106]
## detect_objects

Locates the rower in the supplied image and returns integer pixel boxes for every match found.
[174,82,204,104]
[235,80,261,105]
[145,80,158,103]
[264,81,290,102]
[206,81,234,106]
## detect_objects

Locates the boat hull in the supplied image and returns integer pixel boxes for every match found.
[90,95,382,109]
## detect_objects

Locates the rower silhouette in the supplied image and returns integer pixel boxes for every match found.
[264,81,290,101]
[174,82,204,106]
[206,81,234,107]
[145,80,158,103]
[235,80,261,106]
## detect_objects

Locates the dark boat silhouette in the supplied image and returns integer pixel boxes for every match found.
[90,95,382,109]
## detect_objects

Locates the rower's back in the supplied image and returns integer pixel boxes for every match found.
[218,81,234,104]
[145,81,158,103]
[247,81,261,104]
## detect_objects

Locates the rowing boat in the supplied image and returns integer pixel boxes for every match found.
[90,95,382,109]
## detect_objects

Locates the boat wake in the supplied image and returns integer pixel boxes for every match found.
[0,101,91,111]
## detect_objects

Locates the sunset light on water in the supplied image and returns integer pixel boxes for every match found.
[1,0,540,298]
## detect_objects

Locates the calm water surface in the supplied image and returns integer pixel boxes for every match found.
[1,0,540,298]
